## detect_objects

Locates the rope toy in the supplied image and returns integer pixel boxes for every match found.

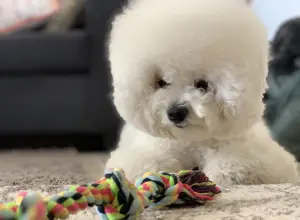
[0,167,221,220]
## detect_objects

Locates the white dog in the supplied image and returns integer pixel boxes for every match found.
[105,0,299,185]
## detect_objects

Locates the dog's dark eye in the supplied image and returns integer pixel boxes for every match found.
[194,79,209,92]
[157,79,169,88]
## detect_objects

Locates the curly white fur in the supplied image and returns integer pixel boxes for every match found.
[105,0,299,185]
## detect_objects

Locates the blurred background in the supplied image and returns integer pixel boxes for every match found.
[0,0,127,152]
[0,0,299,160]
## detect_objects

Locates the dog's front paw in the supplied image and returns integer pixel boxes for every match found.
[204,170,235,186]
[204,166,263,185]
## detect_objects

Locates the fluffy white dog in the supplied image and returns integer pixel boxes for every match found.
[105,0,299,185]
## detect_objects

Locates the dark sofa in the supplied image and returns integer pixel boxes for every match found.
[0,0,126,150]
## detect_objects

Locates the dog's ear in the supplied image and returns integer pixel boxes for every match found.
[215,74,243,120]
[216,69,266,122]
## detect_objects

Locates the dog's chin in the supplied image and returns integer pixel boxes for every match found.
[169,125,210,142]
[174,123,188,129]
[164,120,216,141]
[152,117,209,140]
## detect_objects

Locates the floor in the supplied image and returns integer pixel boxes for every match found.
[1,149,300,220]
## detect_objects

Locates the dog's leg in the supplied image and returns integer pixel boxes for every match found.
[202,141,299,185]
[201,150,258,185]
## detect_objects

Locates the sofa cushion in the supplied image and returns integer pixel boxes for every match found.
[0,31,88,73]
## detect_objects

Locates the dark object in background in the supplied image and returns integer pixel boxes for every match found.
[270,17,300,74]
[0,0,128,151]
[264,17,300,161]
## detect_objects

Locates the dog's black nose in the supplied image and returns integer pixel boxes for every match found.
[167,105,189,124]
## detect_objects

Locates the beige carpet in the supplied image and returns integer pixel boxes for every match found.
[1,149,300,220]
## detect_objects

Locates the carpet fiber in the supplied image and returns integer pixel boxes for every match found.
[0,149,300,219]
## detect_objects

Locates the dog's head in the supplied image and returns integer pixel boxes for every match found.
[108,0,268,141]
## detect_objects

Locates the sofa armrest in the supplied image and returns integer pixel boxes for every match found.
[80,0,126,131]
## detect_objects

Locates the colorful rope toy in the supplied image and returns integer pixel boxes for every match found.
[0,168,221,220]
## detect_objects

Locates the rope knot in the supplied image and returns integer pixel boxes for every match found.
[96,168,146,220]
[135,171,182,209]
